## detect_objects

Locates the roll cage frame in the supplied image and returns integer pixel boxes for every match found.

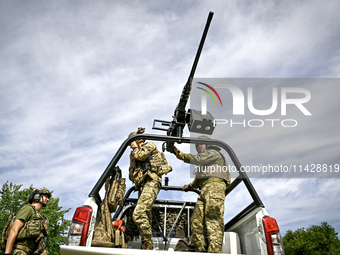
[89,134,264,234]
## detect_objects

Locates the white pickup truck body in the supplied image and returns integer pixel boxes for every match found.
[60,135,285,255]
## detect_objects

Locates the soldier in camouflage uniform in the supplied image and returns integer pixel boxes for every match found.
[4,188,50,255]
[172,136,231,253]
[128,127,172,250]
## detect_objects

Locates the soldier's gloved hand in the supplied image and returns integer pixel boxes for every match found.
[182,184,190,192]
[173,146,180,156]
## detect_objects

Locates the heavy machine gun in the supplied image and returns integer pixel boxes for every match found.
[153,11,216,152]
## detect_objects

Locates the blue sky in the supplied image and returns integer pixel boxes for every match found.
[1,0,339,236]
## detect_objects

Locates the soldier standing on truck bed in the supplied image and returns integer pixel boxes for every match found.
[128,127,172,250]
[3,188,50,255]
[172,136,231,253]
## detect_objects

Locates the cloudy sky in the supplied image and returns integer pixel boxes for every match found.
[1,0,339,237]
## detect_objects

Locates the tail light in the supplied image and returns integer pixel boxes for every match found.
[67,205,93,246]
[262,216,285,255]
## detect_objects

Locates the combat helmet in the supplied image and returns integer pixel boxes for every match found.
[29,188,51,207]
[195,135,220,152]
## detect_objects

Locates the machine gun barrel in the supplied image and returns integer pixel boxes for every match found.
[152,12,214,151]
[177,11,214,112]
[167,12,214,147]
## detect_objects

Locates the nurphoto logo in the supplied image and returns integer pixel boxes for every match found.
[197,82,312,128]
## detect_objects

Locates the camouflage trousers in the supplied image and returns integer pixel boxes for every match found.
[191,181,226,253]
[133,179,160,242]
[11,248,30,255]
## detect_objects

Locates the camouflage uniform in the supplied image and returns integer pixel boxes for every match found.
[175,144,230,253]
[8,205,48,255]
[130,141,168,249]
[3,188,50,255]
[133,179,160,243]
[12,249,29,255]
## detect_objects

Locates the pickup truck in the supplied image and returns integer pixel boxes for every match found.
[60,134,285,255]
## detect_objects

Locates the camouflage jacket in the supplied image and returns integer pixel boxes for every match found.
[177,148,231,189]
[129,141,171,186]
[8,204,48,252]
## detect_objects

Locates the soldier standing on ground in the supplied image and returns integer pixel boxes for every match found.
[172,136,231,253]
[128,127,172,250]
[4,188,50,255]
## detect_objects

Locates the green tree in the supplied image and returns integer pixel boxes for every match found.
[0,181,71,255]
[283,222,340,255]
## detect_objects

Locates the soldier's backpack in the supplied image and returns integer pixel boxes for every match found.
[106,166,126,213]
[91,166,127,248]
[157,151,173,176]
[1,212,16,251]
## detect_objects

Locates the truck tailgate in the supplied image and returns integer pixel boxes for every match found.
[60,245,244,255]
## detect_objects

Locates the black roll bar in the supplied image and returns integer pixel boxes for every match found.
[113,185,200,220]
[89,133,264,208]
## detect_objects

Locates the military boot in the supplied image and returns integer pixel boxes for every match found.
[141,240,153,250]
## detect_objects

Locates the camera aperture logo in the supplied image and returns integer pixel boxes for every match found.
[197,82,312,128]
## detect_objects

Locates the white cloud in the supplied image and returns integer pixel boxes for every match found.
[0,0,339,237]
